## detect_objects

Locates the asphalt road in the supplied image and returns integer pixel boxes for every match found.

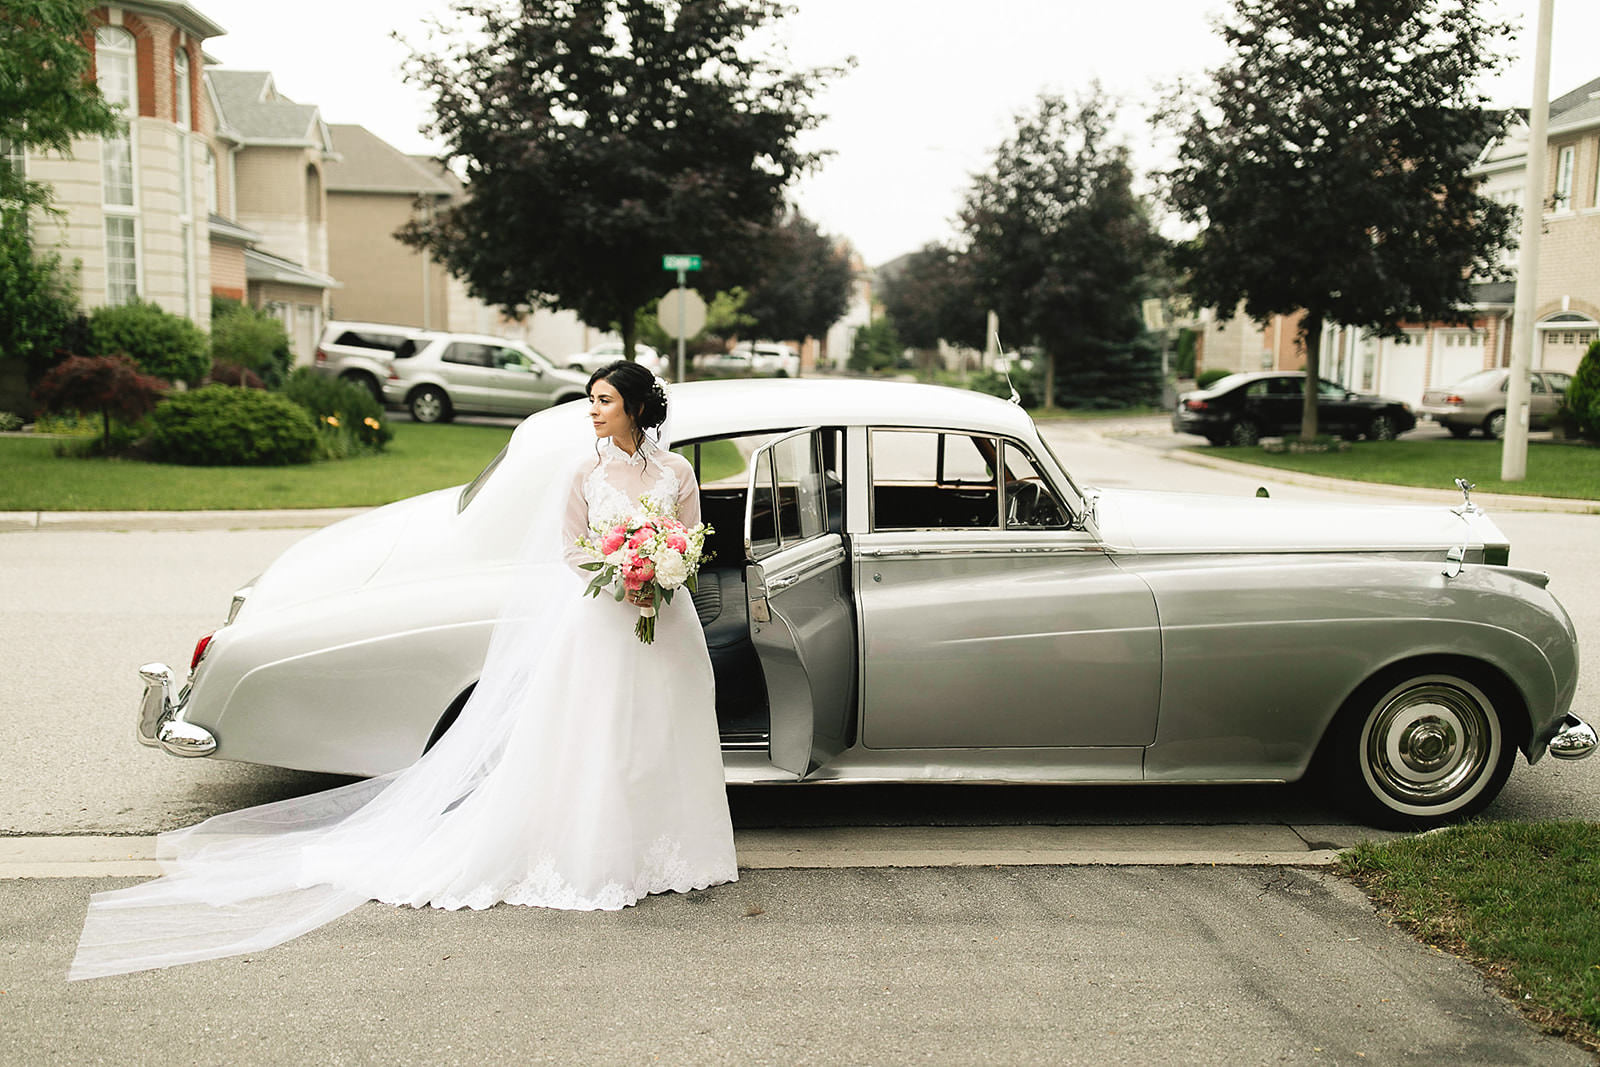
[3,867,1590,1065]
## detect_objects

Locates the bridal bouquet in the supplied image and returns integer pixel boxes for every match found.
[575,504,712,644]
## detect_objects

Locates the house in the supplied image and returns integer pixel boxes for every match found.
[18,3,225,327]
[206,69,340,363]
[1474,76,1600,374]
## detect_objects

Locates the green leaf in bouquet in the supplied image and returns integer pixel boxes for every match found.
[613,583,627,602]
[578,561,603,572]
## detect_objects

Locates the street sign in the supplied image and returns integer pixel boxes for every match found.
[661,254,702,272]
[657,287,707,339]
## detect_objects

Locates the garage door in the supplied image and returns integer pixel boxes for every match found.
[1539,324,1597,374]
[1432,330,1487,387]
[1376,330,1428,405]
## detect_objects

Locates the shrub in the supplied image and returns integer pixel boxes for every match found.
[1563,339,1600,442]
[0,411,23,432]
[210,300,292,386]
[208,361,266,389]
[87,299,210,384]
[1196,368,1233,389]
[0,216,79,377]
[32,354,168,455]
[148,385,319,466]
[848,316,901,373]
[281,367,393,456]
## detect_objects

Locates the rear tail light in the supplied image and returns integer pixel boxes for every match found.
[387,368,400,381]
[314,347,327,364]
[1444,394,1463,406]
[191,632,215,670]
[1184,399,1209,411]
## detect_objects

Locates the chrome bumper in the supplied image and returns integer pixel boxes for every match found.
[136,662,217,757]
[1547,713,1597,762]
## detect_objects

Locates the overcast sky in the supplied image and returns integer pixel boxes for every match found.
[198,0,1600,267]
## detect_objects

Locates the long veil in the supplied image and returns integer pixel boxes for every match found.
[70,403,659,981]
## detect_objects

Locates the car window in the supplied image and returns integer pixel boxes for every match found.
[1451,369,1502,391]
[332,329,407,351]
[1245,381,1271,398]
[748,449,778,557]
[394,339,419,360]
[1002,442,1069,529]
[1544,373,1572,393]
[1530,376,1548,394]
[1316,379,1346,398]
[494,347,530,369]
[444,342,496,368]
[870,430,999,531]
[772,432,826,546]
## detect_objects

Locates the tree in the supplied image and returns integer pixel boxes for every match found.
[879,242,986,354]
[738,211,854,346]
[0,0,119,212]
[633,286,755,359]
[399,0,846,363]
[0,215,78,374]
[1162,0,1516,440]
[211,299,293,387]
[32,354,167,453]
[960,88,1164,409]
[848,314,900,374]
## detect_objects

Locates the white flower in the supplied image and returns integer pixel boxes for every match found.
[651,552,689,589]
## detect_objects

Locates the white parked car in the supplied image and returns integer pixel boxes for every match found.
[383,332,587,422]
[311,321,424,402]
[563,341,662,375]
[699,342,799,377]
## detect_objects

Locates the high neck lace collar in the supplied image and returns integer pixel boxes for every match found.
[601,435,653,467]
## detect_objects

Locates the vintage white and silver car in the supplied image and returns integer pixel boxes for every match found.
[137,379,1594,828]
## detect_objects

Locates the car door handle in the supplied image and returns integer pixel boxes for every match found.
[767,575,800,593]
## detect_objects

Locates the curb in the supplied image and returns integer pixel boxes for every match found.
[0,507,371,533]
[0,826,1351,879]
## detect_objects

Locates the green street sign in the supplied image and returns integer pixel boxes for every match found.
[661,254,702,271]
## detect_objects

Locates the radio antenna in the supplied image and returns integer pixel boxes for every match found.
[994,331,1021,406]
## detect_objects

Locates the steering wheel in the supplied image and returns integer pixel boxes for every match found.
[1006,479,1046,526]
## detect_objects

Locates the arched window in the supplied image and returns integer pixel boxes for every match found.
[175,48,191,131]
[96,26,139,305]
[305,164,322,223]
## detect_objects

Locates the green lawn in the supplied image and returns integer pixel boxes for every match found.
[1197,439,1600,500]
[0,422,513,511]
[1342,822,1600,1052]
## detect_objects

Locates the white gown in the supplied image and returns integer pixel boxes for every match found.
[70,435,737,980]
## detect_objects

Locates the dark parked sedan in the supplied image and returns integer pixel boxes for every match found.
[1173,372,1417,446]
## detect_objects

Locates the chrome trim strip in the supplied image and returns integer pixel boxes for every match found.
[768,544,848,586]
[857,544,1104,559]
[1097,543,1482,557]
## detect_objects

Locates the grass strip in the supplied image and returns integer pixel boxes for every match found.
[0,422,513,511]
[1193,439,1600,500]
[1340,820,1600,1052]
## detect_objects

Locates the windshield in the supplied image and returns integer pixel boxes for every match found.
[458,446,508,513]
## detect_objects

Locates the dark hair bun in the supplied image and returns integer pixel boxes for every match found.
[587,359,668,431]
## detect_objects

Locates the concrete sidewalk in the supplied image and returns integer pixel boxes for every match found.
[0,506,370,532]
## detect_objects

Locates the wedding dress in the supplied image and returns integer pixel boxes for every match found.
[70,431,738,981]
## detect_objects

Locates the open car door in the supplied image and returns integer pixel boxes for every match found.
[743,428,856,776]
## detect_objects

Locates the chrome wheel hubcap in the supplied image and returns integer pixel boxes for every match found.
[1365,682,1491,804]
[414,393,443,421]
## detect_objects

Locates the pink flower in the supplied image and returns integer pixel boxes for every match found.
[600,528,627,555]
[627,525,657,550]
[665,533,688,553]
[623,556,655,590]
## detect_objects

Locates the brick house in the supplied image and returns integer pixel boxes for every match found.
[206,69,339,363]
[15,3,224,327]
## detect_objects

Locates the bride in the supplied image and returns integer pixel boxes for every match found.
[70,361,738,980]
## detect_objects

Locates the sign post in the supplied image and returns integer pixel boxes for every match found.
[661,255,703,382]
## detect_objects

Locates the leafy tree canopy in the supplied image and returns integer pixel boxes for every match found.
[736,210,855,343]
[960,86,1164,408]
[399,0,847,362]
[0,0,119,212]
[1161,0,1516,437]
[879,242,986,353]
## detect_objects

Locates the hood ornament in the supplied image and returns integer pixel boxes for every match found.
[1453,477,1481,515]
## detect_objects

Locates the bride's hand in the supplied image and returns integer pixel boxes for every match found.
[625,588,655,607]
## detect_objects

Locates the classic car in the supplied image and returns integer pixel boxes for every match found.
[137,379,1594,828]
[1174,372,1417,446]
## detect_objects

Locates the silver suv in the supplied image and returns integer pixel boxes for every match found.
[312,321,423,402]
[385,332,588,422]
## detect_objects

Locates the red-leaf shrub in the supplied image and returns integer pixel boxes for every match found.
[32,354,169,454]
[207,361,267,389]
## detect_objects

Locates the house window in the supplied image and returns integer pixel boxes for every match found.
[204,146,217,216]
[1553,144,1575,212]
[97,27,140,305]
[0,138,23,182]
[105,216,138,306]
[174,49,191,131]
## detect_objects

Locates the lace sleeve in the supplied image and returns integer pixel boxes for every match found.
[561,458,596,575]
[672,454,702,528]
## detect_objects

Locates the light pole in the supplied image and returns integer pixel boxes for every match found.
[1502,0,1554,481]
